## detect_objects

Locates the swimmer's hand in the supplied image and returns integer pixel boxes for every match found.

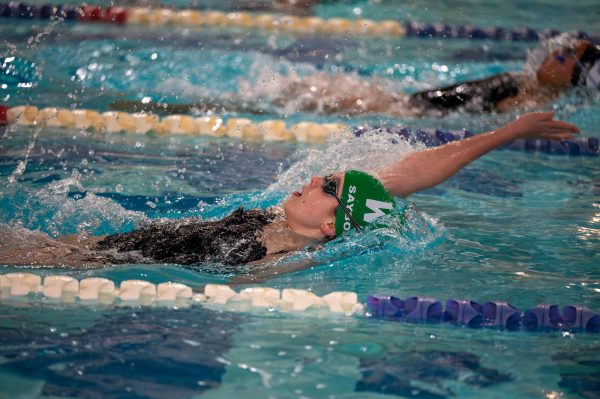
[503,111,580,141]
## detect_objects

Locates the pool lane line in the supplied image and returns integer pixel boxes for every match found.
[0,272,598,333]
[0,2,594,42]
[0,104,345,142]
[1,104,598,156]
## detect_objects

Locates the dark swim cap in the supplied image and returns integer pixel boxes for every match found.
[571,44,600,89]
[334,171,396,236]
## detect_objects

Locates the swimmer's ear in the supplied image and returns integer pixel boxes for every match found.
[320,222,335,238]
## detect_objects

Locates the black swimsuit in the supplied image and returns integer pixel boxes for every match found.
[95,208,275,267]
[408,73,520,113]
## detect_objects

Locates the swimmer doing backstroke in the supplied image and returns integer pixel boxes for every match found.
[250,39,600,116]
[111,39,600,117]
[0,112,579,279]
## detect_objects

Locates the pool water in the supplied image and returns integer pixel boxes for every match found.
[1,0,600,398]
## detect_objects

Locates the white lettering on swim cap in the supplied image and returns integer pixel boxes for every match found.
[364,199,394,223]
[343,185,357,229]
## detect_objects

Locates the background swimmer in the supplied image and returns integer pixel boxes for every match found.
[251,39,600,116]
[0,112,578,275]
[112,38,599,117]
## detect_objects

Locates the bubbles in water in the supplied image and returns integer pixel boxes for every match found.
[7,160,27,184]
[1,170,148,237]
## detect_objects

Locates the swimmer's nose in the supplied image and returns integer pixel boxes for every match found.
[310,176,322,187]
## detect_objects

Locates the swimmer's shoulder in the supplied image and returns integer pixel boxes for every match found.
[495,73,558,112]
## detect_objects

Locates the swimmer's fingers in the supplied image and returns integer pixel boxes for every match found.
[544,132,577,141]
[537,130,576,140]
[516,117,580,140]
[542,120,581,134]
[541,123,581,139]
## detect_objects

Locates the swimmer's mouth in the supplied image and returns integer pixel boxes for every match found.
[293,191,302,197]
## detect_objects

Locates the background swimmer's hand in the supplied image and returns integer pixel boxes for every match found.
[503,111,580,141]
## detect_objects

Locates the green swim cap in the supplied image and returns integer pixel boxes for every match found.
[334,170,396,236]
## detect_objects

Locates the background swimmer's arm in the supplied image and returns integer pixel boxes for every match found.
[376,112,579,197]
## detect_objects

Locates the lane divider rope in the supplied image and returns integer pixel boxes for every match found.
[0,2,592,41]
[0,272,598,332]
[0,272,364,314]
[1,104,598,155]
[366,295,600,333]
[0,104,347,142]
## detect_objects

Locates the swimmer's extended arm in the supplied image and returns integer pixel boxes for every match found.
[376,112,579,197]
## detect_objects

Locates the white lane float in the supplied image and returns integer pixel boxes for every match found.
[0,273,364,317]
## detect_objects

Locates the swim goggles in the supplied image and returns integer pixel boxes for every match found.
[322,175,362,231]
[553,47,574,64]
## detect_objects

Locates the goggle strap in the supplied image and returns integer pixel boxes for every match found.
[332,192,362,231]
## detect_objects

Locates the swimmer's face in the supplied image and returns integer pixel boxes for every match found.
[537,40,590,87]
[283,172,345,239]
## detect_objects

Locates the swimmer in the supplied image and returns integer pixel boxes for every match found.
[253,38,600,116]
[111,39,599,117]
[410,39,600,115]
[0,112,579,277]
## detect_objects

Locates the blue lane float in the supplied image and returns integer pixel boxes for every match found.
[366,295,600,333]
[353,126,600,157]
[403,21,593,42]
[0,2,91,20]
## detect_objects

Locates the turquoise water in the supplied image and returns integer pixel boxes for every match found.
[1,1,600,398]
